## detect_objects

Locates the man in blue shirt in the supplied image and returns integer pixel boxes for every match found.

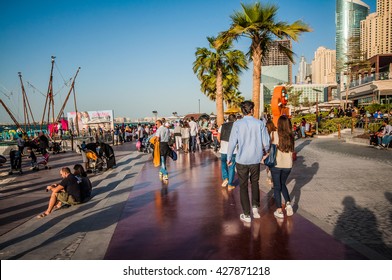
[227,101,270,223]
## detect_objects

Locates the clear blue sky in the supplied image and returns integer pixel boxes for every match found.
[0,0,376,123]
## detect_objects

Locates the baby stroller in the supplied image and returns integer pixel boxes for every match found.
[85,149,104,173]
[51,141,64,154]
[142,135,154,154]
[9,149,22,175]
[199,129,212,149]
[32,153,50,171]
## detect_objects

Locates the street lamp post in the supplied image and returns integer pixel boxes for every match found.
[152,110,157,121]
[313,88,322,135]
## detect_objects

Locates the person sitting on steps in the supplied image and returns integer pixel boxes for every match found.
[37,167,81,218]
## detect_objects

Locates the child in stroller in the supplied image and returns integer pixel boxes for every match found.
[85,149,104,173]
[27,146,50,171]
[199,129,212,149]
[9,149,22,175]
[142,135,154,154]
[51,141,64,154]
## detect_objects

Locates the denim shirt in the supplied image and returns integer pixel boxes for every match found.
[227,116,270,165]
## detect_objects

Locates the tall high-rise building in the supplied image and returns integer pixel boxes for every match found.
[297,56,308,84]
[311,47,337,84]
[336,0,369,89]
[361,0,392,58]
[261,40,292,109]
[262,40,292,84]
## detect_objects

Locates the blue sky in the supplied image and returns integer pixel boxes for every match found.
[0,0,376,123]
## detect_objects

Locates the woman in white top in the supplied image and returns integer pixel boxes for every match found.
[270,115,294,219]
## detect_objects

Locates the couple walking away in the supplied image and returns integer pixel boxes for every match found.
[226,101,294,223]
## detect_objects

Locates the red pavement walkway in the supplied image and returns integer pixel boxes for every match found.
[104,149,366,260]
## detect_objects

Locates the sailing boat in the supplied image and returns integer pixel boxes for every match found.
[40,56,81,138]
[0,56,81,139]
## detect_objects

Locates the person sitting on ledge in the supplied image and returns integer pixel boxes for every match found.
[73,164,92,202]
[37,167,81,218]
[377,119,392,149]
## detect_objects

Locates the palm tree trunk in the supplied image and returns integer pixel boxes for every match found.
[216,65,224,127]
[252,45,262,119]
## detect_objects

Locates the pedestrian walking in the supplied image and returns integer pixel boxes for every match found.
[174,121,182,151]
[155,119,171,182]
[189,117,198,152]
[268,115,294,219]
[227,101,270,223]
[218,114,237,190]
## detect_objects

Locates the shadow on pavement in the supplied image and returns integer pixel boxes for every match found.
[289,155,319,213]
[333,196,390,259]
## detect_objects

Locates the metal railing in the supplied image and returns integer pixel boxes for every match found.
[349,71,390,88]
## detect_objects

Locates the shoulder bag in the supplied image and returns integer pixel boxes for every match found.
[264,144,277,168]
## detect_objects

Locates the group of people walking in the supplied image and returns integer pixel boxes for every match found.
[149,100,296,223]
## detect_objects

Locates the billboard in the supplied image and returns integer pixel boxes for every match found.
[67,110,114,133]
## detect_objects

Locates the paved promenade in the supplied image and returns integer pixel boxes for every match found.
[0,138,391,260]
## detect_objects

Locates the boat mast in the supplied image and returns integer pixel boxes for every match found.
[40,56,55,130]
[55,67,81,123]
[73,84,79,136]
[0,99,24,133]
[18,72,36,132]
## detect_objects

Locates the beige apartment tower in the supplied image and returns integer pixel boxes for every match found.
[311,47,336,84]
[361,0,392,58]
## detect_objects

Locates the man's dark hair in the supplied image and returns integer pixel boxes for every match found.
[61,167,71,174]
[240,101,254,116]
[228,114,236,122]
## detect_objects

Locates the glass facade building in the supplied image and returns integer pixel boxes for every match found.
[336,0,369,66]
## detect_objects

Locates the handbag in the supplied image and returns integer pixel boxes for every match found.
[264,144,277,168]
[168,149,177,161]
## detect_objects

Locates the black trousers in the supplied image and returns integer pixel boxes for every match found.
[236,163,261,216]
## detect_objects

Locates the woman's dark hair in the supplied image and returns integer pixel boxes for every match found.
[73,164,87,177]
[240,101,254,116]
[266,119,276,135]
[277,115,294,153]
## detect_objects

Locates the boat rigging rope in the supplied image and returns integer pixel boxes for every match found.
[0,83,12,100]
[27,82,46,98]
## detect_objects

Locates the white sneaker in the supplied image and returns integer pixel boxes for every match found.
[286,202,294,216]
[221,178,228,187]
[240,214,251,223]
[274,210,284,219]
[252,207,260,218]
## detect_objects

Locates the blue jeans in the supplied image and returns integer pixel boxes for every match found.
[270,167,292,209]
[379,135,392,146]
[190,135,197,152]
[220,154,236,185]
[300,126,305,138]
[159,156,168,175]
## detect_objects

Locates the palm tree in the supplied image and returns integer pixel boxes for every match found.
[217,2,311,118]
[224,89,244,112]
[193,37,247,126]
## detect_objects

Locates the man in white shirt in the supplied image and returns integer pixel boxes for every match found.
[155,120,170,181]
[188,117,198,153]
